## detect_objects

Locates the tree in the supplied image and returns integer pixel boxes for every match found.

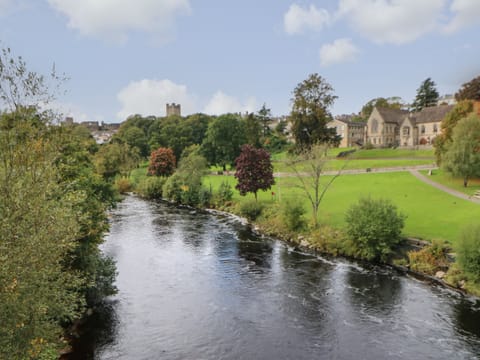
[0,46,65,112]
[289,73,339,149]
[148,147,176,177]
[286,143,344,227]
[456,224,480,282]
[201,113,246,171]
[442,114,480,187]
[345,197,405,261]
[257,103,272,140]
[434,100,473,163]
[243,112,262,147]
[455,75,480,101]
[354,97,404,122]
[411,78,439,112]
[234,144,275,201]
[94,142,140,179]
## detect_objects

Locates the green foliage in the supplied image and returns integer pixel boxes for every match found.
[442,114,480,187]
[201,113,246,170]
[411,78,439,112]
[115,177,132,194]
[289,73,340,149]
[345,197,405,261]
[434,100,473,163]
[356,97,404,122]
[407,241,450,275]
[239,200,264,221]
[456,224,480,282]
[282,200,306,231]
[147,147,176,177]
[243,112,262,147]
[94,142,140,180]
[455,75,480,101]
[162,152,211,207]
[214,180,233,206]
[136,176,166,199]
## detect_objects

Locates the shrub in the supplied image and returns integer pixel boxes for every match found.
[239,200,264,221]
[345,197,406,261]
[215,180,233,205]
[147,147,176,177]
[282,200,306,231]
[136,176,166,199]
[115,177,132,194]
[456,224,480,282]
[408,240,450,275]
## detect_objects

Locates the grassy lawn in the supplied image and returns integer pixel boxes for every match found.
[204,172,479,244]
[419,169,480,196]
[271,148,436,173]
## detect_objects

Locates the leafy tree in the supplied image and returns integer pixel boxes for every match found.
[257,103,272,139]
[121,126,149,157]
[434,100,473,163]
[0,46,65,112]
[289,73,339,149]
[162,151,210,206]
[455,75,480,101]
[243,112,262,147]
[234,144,275,201]
[412,78,439,112]
[456,224,480,282]
[201,113,246,170]
[353,97,404,122]
[345,197,405,261]
[442,114,480,187]
[286,143,344,227]
[94,142,140,179]
[148,147,176,177]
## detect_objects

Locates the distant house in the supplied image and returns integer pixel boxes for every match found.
[366,105,454,147]
[327,117,366,148]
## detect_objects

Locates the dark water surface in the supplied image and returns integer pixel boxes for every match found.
[72,196,480,359]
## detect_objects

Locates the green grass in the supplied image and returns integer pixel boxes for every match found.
[419,169,480,196]
[204,172,479,244]
[271,148,436,173]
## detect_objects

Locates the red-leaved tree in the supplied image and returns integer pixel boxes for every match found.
[234,144,275,201]
[148,147,176,176]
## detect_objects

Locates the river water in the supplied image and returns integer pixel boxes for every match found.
[71,195,480,359]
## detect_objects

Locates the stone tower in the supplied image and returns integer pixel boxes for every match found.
[166,103,181,117]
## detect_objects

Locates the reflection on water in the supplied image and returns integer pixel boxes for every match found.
[70,196,480,360]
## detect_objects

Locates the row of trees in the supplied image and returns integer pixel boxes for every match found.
[0,48,117,358]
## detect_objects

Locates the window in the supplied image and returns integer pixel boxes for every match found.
[403,126,410,136]
[433,124,438,133]
[371,119,378,133]
[421,125,425,134]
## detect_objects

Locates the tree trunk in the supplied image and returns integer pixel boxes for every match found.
[254,192,257,202]
[464,177,468,188]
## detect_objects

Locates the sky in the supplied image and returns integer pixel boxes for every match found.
[0,0,479,123]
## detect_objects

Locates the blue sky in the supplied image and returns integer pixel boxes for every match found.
[1,0,479,123]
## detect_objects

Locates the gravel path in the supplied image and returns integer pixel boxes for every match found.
[409,170,480,204]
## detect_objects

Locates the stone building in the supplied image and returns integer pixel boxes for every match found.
[327,117,366,147]
[166,103,181,117]
[365,105,454,147]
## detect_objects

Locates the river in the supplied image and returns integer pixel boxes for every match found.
[70,195,480,359]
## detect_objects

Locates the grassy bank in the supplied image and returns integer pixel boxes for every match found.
[419,169,480,196]
[204,171,478,244]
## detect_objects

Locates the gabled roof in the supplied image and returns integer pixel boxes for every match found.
[411,105,455,124]
[375,107,409,125]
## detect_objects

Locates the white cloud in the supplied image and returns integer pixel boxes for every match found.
[203,91,256,115]
[337,0,445,44]
[284,3,331,35]
[47,0,191,43]
[445,0,480,33]
[117,79,196,119]
[319,38,359,66]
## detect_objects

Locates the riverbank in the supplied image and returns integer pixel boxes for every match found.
[195,202,480,299]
